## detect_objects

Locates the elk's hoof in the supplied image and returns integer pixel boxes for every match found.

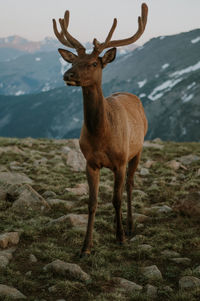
[80,250,91,258]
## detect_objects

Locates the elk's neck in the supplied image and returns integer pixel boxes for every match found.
[82,84,107,136]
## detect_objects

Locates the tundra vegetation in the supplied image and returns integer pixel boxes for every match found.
[0,137,200,300]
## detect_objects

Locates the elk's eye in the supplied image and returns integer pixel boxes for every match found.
[92,62,97,67]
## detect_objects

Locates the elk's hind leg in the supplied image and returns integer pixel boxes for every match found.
[126,151,141,236]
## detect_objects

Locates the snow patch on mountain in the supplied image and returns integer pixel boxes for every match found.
[182,93,194,103]
[15,90,25,96]
[170,61,200,77]
[138,79,147,88]
[191,36,200,44]
[148,78,183,101]
[161,63,170,70]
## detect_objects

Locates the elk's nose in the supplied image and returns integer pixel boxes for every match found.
[63,71,74,81]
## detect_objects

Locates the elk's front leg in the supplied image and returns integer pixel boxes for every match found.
[112,166,126,244]
[81,163,99,256]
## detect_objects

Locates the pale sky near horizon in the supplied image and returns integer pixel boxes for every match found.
[0,0,200,45]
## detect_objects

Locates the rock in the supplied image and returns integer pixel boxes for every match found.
[173,193,200,217]
[43,191,57,198]
[44,259,90,282]
[138,244,153,251]
[145,284,157,299]
[167,160,186,170]
[12,184,50,212]
[133,190,147,199]
[133,213,149,223]
[113,277,142,292]
[161,250,180,258]
[0,172,33,185]
[194,266,200,275]
[62,140,86,172]
[46,198,74,209]
[0,284,26,299]
[9,161,24,171]
[65,183,88,196]
[33,157,48,166]
[0,146,25,155]
[29,254,37,263]
[143,141,164,149]
[49,214,88,229]
[0,255,9,267]
[144,205,172,215]
[130,235,146,243]
[0,232,20,248]
[143,160,155,168]
[179,276,200,290]
[140,168,149,176]
[25,271,32,277]
[177,154,200,165]
[0,248,16,267]
[141,265,162,281]
[170,257,191,265]
[163,286,173,294]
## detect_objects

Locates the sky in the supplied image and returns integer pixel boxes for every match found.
[0,0,200,45]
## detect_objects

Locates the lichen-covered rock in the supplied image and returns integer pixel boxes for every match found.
[44,259,90,282]
[62,140,86,172]
[141,265,162,281]
[66,183,88,196]
[145,284,157,299]
[170,257,191,265]
[0,232,19,248]
[177,154,200,165]
[0,172,33,185]
[113,277,142,292]
[12,184,50,212]
[179,276,200,290]
[0,284,26,299]
[161,250,180,258]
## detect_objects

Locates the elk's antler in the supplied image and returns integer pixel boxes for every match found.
[93,3,148,55]
[52,11,86,56]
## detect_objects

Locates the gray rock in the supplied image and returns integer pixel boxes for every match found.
[42,191,57,198]
[194,266,200,275]
[138,244,153,251]
[141,265,162,281]
[133,213,149,223]
[143,141,164,149]
[0,232,20,248]
[144,205,172,214]
[130,235,146,243]
[0,284,26,299]
[0,172,33,185]
[62,140,86,172]
[0,255,9,268]
[46,198,74,209]
[179,276,200,290]
[66,183,88,196]
[12,184,50,212]
[29,254,38,263]
[44,259,90,282]
[170,257,191,265]
[49,214,88,229]
[113,277,142,292]
[177,154,200,165]
[161,250,180,258]
[163,286,173,294]
[143,160,155,168]
[145,284,157,298]
[173,194,200,217]
[140,168,149,176]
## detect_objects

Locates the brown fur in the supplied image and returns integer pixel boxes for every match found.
[53,3,148,256]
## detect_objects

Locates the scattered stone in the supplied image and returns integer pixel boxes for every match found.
[173,193,200,217]
[179,276,200,290]
[113,277,142,293]
[145,284,157,299]
[143,141,164,149]
[137,223,144,230]
[33,157,48,166]
[167,160,186,170]
[0,232,20,248]
[170,257,191,265]
[177,154,200,165]
[9,161,24,171]
[62,140,86,172]
[65,183,88,196]
[0,172,33,185]
[130,235,146,243]
[0,255,9,267]
[161,250,180,258]
[25,271,32,276]
[194,266,200,275]
[46,198,74,209]
[49,214,88,229]
[143,160,155,168]
[163,286,173,294]
[138,244,153,251]
[44,259,90,282]
[133,213,149,223]
[133,190,147,199]
[29,254,37,263]
[144,205,172,215]
[140,168,149,176]
[12,184,50,212]
[42,190,57,198]
[0,248,16,267]
[0,284,26,299]
[141,265,162,281]
[0,146,25,156]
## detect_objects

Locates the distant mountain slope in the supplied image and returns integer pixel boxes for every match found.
[0,29,199,141]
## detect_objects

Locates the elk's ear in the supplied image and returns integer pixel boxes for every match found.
[58,48,77,63]
[101,48,116,68]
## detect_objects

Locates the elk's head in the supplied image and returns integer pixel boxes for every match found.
[53,4,148,87]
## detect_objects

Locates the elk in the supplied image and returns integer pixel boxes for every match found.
[53,3,148,256]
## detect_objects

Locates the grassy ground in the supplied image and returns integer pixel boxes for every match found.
[0,137,200,300]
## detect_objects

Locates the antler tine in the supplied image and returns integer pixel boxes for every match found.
[52,19,73,48]
[53,11,86,56]
[93,3,148,54]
